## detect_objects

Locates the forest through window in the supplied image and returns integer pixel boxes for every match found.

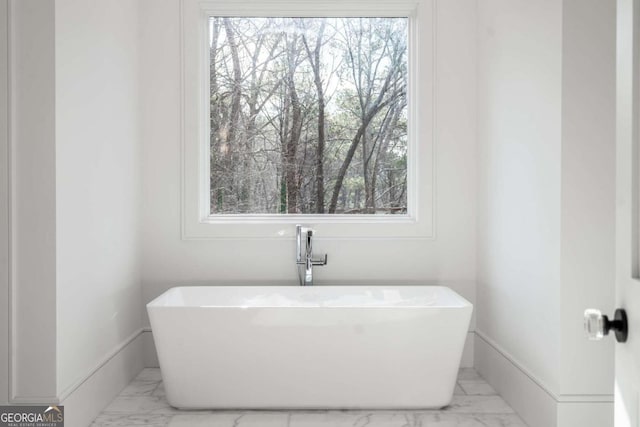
[209,17,408,215]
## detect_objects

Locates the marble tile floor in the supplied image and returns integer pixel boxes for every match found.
[91,368,527,427]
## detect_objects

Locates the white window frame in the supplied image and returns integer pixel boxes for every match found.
[181,0,434,239]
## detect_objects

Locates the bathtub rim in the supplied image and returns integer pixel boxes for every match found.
[146,285,473,309]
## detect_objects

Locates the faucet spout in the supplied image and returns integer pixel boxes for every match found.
[296,225,327,286]
[304,228,314,285]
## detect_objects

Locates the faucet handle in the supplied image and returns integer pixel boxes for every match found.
[306,229,327,266]
[311,254,328,266]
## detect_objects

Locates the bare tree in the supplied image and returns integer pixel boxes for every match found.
[328,19,406,213]
[209,17,408,215]
[302,18,328,213]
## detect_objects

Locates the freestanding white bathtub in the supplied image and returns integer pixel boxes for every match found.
[147,286,472,409]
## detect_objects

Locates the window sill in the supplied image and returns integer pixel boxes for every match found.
[182,215,434,240]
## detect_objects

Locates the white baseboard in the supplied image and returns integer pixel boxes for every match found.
[60,329,144,427]
[474,331,613,427]
[557,402,614,427]
[141,329,476,369]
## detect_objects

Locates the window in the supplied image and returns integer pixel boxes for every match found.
[182,0,433,239]
[209,17,408,215]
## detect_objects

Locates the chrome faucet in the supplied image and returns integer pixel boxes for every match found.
[296,225,328,286]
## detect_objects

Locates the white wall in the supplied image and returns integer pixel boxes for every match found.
[559,0,615,398]
[9,0,58,401]
[0,0,9,406]
[476,0,563,392]
[476,0,616,425]
[139,0,478,349]
[55,0,143,405]
[4,0,144,421]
